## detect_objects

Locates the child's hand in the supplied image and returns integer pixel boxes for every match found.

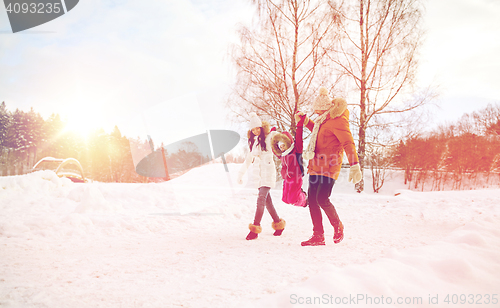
[295,111,307,126]
[294,111,305,123]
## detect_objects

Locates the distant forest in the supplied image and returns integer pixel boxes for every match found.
[0,101,242,182]
[390,103,500,191]
[1,101,499,189]
[0,101,144,182]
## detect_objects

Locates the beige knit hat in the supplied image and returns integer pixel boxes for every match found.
[312,87,333,112]
[249,112,262,129]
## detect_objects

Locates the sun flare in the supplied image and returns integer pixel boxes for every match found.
[62,106,110,138]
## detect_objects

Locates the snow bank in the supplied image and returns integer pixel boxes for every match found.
[1,165,499,308]
[70,185,123,213]
[0,170,72,196]
[249,216,500,307]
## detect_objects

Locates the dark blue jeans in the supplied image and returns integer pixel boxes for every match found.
[253,186,280,225]
[307,175,340,235]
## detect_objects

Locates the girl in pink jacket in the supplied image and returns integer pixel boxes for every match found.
[271,114,307,207]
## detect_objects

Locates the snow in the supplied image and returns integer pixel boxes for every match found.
[1,165,499,307]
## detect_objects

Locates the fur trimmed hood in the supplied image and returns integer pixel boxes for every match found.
[328,97,347,119]
[271,131,293,157]
[303,97,348,161]
[303,96,359,179]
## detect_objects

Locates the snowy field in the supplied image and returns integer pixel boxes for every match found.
[1,163,499,308]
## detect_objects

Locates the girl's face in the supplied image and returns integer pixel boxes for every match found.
[314,109,326,115]
[280,142,286,152]
[279,142,287,151]
[251,127,261,136]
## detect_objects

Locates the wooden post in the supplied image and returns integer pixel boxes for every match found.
[160,143,170,181]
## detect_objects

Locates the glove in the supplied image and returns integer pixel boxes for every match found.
[348,163,362,184]
[297,114,305,127]
[294,111,308,126]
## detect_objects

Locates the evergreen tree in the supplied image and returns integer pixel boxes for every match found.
[87,128,111,182]
[42,114,67,159]
[109,126,134,182]
[0,102,10,148]
[25,107,45,168]
[0,102,12,175]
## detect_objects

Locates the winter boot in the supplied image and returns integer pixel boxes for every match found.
[271,219,286,236]
[246,224,262,240]
[300,234,325,246]
[333,221,344,244]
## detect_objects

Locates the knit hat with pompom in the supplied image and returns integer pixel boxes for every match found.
[312,87,333,112]
[249,112,262,129]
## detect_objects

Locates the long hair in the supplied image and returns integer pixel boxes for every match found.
[248,128,267,152]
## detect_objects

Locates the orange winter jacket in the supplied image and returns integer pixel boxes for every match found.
[305,103,359,180]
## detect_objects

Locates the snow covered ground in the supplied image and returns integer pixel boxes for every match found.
[1,164,499,307]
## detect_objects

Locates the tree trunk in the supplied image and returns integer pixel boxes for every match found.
[291,1,300,136]
[356,0,367,193]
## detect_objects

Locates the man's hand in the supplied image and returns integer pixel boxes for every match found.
[348,164,362,184]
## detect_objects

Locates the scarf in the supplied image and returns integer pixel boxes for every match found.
[302,97,348,160]
[303,110,330,160]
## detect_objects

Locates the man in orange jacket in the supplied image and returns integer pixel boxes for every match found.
[296,87,362,246]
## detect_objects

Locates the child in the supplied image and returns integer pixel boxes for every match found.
[237,113,286,240]
[270,114,307,207]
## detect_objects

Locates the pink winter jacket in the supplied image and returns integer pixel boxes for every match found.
[275,120,305,205]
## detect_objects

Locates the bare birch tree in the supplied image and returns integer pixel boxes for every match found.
[328,0,431,191]
[227,0,341,134]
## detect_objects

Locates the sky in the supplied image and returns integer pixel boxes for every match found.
[417,0,500,122]
[1,0,499,143]
[0,0,254,142]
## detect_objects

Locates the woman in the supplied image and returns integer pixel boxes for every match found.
[237,112,286,240]
[297,87,362,246]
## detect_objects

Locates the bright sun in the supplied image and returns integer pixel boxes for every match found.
[63,106,111,138]
[59,88,118,138]
[64,119,92,138]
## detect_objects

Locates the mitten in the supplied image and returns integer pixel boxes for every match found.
[294,111,309,126]
[297,114,306,127]
[348,164,362,184]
